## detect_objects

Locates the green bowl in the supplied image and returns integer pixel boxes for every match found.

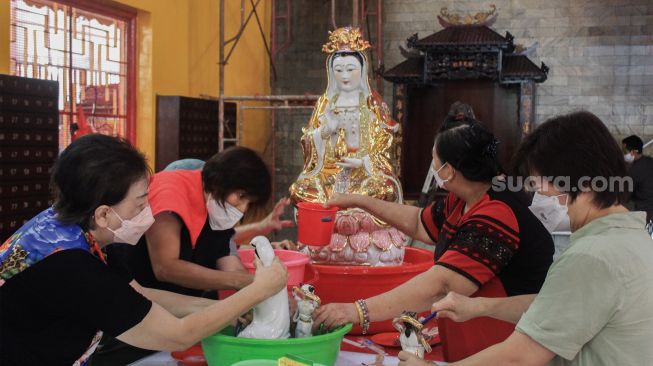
[201,323,352,366]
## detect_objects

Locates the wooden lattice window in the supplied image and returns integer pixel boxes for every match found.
[10,0,136,149]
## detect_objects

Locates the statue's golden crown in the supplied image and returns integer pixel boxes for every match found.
[321,27,371,53]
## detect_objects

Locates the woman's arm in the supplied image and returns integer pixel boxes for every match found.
[145,212,253,290]
[449,330,555,366]
[366,265,479,322]
[117,258,287,351]
[232,198,293,244]
[130,281,215,317]
[397,331,554,366]
[432,292,536,324]
[313,265,478,329]
[327,193,434,244]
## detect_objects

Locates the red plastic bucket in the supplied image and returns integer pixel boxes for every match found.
[219,249,316,300]
[311,247,434,334]
[296,202,338,246]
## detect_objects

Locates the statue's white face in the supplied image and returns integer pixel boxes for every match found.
[332,55,362,92]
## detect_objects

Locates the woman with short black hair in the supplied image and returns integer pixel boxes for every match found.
[0,135,287,366]
[406,111,653,366]
[116,146,293,298]
[315,122,554,360]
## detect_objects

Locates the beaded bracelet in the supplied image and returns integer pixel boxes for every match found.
[355,299,370,334]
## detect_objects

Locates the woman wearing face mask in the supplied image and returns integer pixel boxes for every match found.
[399,111,653,366]
[109,146,292,298]
[0,135,287,366]
[314,122,554,360]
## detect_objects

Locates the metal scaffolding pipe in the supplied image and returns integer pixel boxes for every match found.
[240,105,316,110]
[219,0,225,151]
[201,94,319,102]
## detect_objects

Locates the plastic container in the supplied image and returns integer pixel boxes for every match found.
[296,202,338,246]
[312,247,434,334]
[239,249,310,287]
[220,250,314,300]
[201,323,352,366]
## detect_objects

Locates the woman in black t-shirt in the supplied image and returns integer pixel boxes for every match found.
[0,135,287,366]
[112,147,294,298]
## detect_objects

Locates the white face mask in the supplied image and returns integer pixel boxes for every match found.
[206,195,244,230]
[624,153,635,163]
[529,192,570,233]
[108,206,155,245]
[432,162,450,189]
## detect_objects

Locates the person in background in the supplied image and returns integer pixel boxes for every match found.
[398,111,653,366]
[315,122,553,359]
[622,135,653,222]
[0,135,287,366]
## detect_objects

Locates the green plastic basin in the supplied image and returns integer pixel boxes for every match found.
[231,361,326,366]
[201,323,352,366]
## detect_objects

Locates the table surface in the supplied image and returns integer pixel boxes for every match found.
[129,350,448,366]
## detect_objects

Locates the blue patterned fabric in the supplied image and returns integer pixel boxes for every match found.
[0,207,90,282]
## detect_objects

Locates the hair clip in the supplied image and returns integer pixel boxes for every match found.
[483,138,500,158]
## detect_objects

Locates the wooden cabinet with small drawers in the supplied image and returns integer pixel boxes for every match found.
[0,74,58,241]
[155,96,236,171]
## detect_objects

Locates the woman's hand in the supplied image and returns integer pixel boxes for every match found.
[398,351,434,366]
[431,291,483,323]
[252,257,288,298]
[272,239,297,250]
[312,302,358,331]
[325,193,361,209]
[261,198,294,233]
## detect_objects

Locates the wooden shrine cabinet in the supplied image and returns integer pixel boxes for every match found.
[0,74,59,241]
[384,21,548,199]
[155,96,236,172]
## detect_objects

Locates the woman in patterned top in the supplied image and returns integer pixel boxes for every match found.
[314,121,554,360]
[0,134,287,366]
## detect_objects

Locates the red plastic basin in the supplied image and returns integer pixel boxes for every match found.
[311,247,434,334]
[220,249,315,300]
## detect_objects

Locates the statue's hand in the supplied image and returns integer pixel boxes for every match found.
[336,157,363,169]
[321,103,339,135]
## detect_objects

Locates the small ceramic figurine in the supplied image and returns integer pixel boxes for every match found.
[292,283,321,338]
[238,236,290,339]
[392,311,432,359]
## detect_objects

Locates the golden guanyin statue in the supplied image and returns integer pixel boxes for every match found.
[289,27,406,266]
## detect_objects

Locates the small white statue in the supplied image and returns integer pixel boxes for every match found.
[238,236,290,339]
[392,311,432,359]
[292,283,321,338]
